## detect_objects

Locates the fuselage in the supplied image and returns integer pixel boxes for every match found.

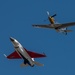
[10,37,34,67]
[48,17,66,33]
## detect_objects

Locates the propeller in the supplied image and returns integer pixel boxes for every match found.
[47,11,56,17]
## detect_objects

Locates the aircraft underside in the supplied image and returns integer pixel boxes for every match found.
[17,50,34,67]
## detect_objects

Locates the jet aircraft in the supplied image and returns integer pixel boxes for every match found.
[4,37,46,67]
[32,11,75,35]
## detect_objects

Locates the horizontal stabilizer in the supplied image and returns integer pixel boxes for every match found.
[20,63,29,67]
[33,61,44,66]
[65,30,72,32]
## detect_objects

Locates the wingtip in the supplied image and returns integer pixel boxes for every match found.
[4,54,7,58]
[32,25,39,28]
[32,25,36,27]
[43,52,46,57]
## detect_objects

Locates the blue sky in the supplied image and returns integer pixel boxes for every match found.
[0,0,75,75]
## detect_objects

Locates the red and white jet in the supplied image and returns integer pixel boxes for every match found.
[4,37,46,67]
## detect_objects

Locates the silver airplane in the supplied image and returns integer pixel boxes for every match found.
[32,11,75,35]
[4,37,46,67]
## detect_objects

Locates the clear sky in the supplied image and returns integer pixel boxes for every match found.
[0,0,75,75]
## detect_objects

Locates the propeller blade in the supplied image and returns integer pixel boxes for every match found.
[47,11,50,16]
[51,14,57,17]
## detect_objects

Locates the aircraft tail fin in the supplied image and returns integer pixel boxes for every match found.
[33,61,44,66]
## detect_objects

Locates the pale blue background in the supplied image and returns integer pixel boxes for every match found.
[0,0,75,75]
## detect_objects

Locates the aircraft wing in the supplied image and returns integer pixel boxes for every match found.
[56,22,75,29]
[6,51,22,59]
[25,49,46,58]
[32,24,53,28]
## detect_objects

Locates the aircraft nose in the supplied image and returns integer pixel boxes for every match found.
[10,37,14,41]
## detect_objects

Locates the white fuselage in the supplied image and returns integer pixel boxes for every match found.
[10,37,34,66]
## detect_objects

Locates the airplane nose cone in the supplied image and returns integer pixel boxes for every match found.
[10,37,14,41]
